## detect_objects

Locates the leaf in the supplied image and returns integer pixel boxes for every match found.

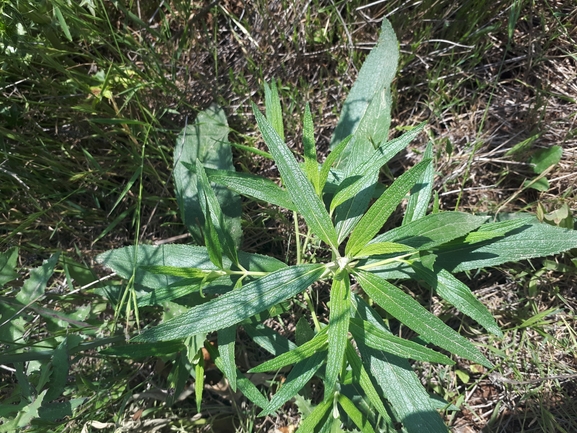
[325,272,350,397]
[344,342,393,425]
[53,6,72,41]
[319,136,351,195]
[100,340,185,358]
[351,294,449,433]
[196,160,239,266]
[134,264,325,342]
[259,351,325,416]
[217,325,237,391]
[403,141,434,224]
[97,244,286,290]
[0,247,19,287]
[354,269,491,367]
[192,165,296,211]
[338,394,377,433]
[174,105,242,246]
[463,218,528,244]
[253,104,338,250]
[294,395,332,433]
[345,159,431,256]
[303,103,320,193]
[249,329,328,373]
[333,124,425,243]
[353,242,415,258]
[531,145,562,174]
[412,264,502,337]
[244,323,297,356]
[371,211,489,250]
[331,18,399,171]
[435,217,577,273]
[16,253,60,305]
[349,318,455,364]
[264,80,284,140]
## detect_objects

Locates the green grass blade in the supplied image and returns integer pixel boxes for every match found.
[264,80,284,140]
[412,264,502,337]
[302,103,320,193]
[403,141,434,224]
[349,318,454,365]
[346,159,431,256]
[134,264,325,342]
[354,269,491,368]
[248,329,328,373]
[252,104,338,250]
[325,272,350,397]
[337,393,376,433]
[259,351,325,416]
[217,325,237,392]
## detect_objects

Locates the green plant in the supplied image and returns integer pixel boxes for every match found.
[97,19,577,432]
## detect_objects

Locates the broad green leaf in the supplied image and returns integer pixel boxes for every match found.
[435,217,577,273]
[412,264,502,337]
[12,390,47,430]
[138,266,220,279]
[196,159,239,266]
[174,105,242,246]
[264,80,284,140]
[259,351,325,416]
[16,253,60,305]
[331,18,398,171]
[349,318,454,364]
[191,165,296,211]
[371,211,489,250]
[37,399,85,423]
[403,141,434,224]
[97,244,286,289]
[253,104,338,249]
[351,294,449,433]
[531,145,562,174]
[0,247,19,287]
[353,242,415,258]
[136,275,230,307]
[303,103,320,193]
[217,325,237,391]
[45,336,80,402]
[338,394,377,433]
[333,124,425,242]
[134,264,325,342]
[325,272,350,397]
[354,270,491,367]
[295,316,315,346]
[346,159,431,256]
[345,342,393,425]
[294,395,332,433]
[249,329,328,373]
[463,218,528,244]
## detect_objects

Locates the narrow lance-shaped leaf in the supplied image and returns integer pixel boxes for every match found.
[196,159,239,266]
[403,141,434,224]
[325,271,350,397]
[252,104,338,250]
[217,325,237,391]
[354,269,492,368]
[412,263,502,337]
[264,80,284,140]
[349,318,454,364]
[318,135,351,195]
[338,394,377,433]
[134,264,325,342]
[259,351,325,416]
[346,158,431,256]
[249,329,328,373]
[303,103,320,193]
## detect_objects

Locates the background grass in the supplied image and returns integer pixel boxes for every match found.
[1,0,576,431]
